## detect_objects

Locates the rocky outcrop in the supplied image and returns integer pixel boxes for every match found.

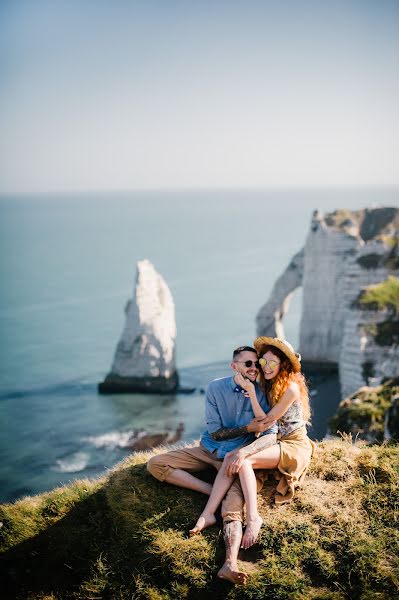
[340,276,399,397]
[256,207,399,396]
[99,260,178,393]
[329,377,399,442]
[124,423,184,451]
[385,389,399,440]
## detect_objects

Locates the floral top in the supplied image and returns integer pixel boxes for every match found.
[278,400,307,437]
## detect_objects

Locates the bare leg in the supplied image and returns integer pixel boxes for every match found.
[189,463,235,536]
[164,468,213,495]
[240,444,281,549]
[239,461,263,549]
[217,521,248,585]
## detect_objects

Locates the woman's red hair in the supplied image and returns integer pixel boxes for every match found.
[258,345,311,422]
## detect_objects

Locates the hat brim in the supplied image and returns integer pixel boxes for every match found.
[254,336,301,373]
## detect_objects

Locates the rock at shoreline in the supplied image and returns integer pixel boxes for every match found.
[99,259,178,393]
[256,207,399,398]
[124,422,184,451]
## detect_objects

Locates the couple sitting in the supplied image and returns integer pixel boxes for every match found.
[147,337,314,585]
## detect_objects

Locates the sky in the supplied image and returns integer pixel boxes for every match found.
[0,0,399,193]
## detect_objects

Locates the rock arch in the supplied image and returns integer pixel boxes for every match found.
[256,249,304,339]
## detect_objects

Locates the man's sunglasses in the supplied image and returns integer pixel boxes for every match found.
[235,360,261,368]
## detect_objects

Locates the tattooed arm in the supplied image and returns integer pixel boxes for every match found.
[210,416,273,441]
[238,432,277,457]
[223,432,278,476]
[211,425,249,441]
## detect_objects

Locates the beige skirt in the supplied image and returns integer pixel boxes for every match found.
[274,426,316,505]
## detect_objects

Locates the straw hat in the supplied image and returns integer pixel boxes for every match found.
[254,336,301,373]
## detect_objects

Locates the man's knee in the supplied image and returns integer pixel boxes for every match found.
[222,511,244,523]
[147,454,170,482]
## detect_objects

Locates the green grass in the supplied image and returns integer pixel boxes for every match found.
[1,437,399,599]
[357,276,399,314]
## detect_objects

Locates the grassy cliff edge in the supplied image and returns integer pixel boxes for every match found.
[1,438,399,600]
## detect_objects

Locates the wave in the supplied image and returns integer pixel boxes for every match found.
[83,430,148,449]
[52,452,90,473]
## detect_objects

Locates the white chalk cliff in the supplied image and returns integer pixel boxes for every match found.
[99,259,178,393]
[256,249,304,340]
[256,207,399,398]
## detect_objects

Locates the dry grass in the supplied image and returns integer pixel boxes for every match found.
[1,439,399,599]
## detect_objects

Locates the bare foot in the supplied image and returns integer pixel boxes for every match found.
[241,516,263,549]
[217,562,248,585]
[189,513,217,536]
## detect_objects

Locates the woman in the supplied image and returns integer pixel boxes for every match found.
[189,337,315,549]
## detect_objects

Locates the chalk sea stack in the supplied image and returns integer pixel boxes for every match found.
[99,259,178,393]
[256,207,399,398]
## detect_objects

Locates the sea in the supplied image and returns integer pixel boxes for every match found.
[1,187,398,504]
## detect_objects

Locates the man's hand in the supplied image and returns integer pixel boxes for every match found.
[246,417,275,434]
[224,449,246,476]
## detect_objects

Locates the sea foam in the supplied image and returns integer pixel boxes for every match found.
[53,452,90,473]
[83,430,147,449]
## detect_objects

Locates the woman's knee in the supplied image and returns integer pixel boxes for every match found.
[240,457,254,470]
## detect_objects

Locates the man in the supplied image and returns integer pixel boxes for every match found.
[147,346,278,584]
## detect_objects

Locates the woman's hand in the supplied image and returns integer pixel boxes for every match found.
[247,417,274,433]
[224,449,246,476]
[234,372,255,393]
[256,414,276,429]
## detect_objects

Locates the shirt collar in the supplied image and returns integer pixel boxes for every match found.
[234,385,246,393]
[230,376,249,394]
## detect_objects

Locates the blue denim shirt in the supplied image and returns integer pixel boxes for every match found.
[200,376,278,458]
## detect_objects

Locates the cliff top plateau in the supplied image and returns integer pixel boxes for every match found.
[1,426,398,599]
[323,206,399,242]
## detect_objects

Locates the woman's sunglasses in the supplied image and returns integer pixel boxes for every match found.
[259,358,280,370]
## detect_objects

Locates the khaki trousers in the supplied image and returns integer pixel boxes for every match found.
[147,443,267,523]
